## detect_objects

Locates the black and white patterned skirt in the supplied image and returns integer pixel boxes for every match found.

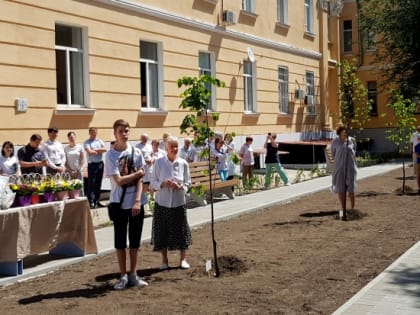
[151,203,192,251]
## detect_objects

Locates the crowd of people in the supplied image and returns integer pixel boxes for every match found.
[9,122,409,288]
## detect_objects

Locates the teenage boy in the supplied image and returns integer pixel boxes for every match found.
[105,119,148,290]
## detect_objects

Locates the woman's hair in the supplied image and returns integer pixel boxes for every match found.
[336,125,346,135]
[246,136,253,142]
[67,131,76,138]
[1,141,14,157]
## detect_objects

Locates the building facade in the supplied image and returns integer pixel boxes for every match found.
[0,0,345,149]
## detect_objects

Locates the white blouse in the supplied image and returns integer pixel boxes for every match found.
[150,156,191,208]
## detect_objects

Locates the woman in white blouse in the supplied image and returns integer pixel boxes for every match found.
[150,136,192,270]
[65,131,85,180]
[0,141,20,176]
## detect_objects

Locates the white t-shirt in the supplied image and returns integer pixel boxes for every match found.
[105,144,147,209]
[64,144,84,171]
[0,155,20,175]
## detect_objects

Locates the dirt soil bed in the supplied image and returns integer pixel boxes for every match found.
[1,167,419,314]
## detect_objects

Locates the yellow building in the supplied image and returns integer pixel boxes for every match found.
[4,0,393,152]
[341,0,419,151]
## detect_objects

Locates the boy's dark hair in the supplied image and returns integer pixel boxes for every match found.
[30,134,42,142]
[246,136,253,142]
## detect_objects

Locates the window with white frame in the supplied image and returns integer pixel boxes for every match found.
[243,60,256,112]
[199,51,216,111]
[367,81,378,116]
[55,24,86,106]
[304,0,314,34]
[140,40,162,109]
[277,0,288,25]
[278,67,289,113]
[305,71,315,114]
[242,0,255,13]
[343,20,353,53]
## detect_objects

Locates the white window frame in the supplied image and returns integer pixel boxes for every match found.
[304,0,314,34]
[306,71,315,115]
[140,40,164,110]
[199,51,216,111]
[278,66,289,114]
[242,0,255,13]
[277,0,288,25]
[243,60,257,113]
[343,20,353,53]
[55,24,89,107]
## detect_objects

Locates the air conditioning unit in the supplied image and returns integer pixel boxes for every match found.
[222,10,236,25]
[305,95,314,106]
[295,89,305,100]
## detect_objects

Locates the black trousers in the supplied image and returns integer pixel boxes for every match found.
[87,161,104,205]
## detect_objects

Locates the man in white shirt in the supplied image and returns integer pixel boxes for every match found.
[41,126,66,175]
[84,127,107,208]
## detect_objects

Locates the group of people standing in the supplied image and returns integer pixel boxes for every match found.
[0,127,107,210]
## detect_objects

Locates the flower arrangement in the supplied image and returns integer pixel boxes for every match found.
[69,179,83,191]
[38,179,55,194]
[53,179,72,192]
[9,183,38,196]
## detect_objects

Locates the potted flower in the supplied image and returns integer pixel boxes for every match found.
[9,183,38,206]
[68,179,83,199]
[38,179,56,202]
[53,179,71,200]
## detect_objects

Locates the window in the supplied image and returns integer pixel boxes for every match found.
[304,0,314,34]
[365,30,376,51]
[243,60,256,112]
[278,67,289,113]
[343,20,353,53]
[55,24,86,106]
[140,41,162,109]
[277,0,288,25]
[367,81,378,116]
[305,71,315,114]
[199,52,216,111]
[242,0,255,13]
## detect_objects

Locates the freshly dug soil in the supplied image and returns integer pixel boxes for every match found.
[1,167,419,314]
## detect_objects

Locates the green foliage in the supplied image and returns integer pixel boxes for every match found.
[337,59,372,131]
[359,0,420,99]
[385,91,417,154]
[177,74,225,146]
[356,151,379,167]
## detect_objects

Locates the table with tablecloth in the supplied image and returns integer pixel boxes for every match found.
[0,198,98,276]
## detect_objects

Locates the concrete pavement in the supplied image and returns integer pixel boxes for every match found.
[2,163,420,314]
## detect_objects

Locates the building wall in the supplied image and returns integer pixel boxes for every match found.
[0,0,339,147]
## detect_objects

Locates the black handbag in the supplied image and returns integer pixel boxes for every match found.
[107,146,134,221]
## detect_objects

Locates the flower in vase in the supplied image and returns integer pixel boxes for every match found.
[69,179,83,191]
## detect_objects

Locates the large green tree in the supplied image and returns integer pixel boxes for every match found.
[359,0,420,99]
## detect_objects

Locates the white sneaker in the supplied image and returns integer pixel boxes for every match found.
[285,182,291,186]
[180,260,190,269]
[128,274,148,287]
[114,274,128,290]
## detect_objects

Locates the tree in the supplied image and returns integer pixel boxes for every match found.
[177,74,225,277]
[337,59,372,134]
[359,0,420,99]
[385,91,417,194]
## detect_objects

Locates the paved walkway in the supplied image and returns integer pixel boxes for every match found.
[2,163,419,314]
